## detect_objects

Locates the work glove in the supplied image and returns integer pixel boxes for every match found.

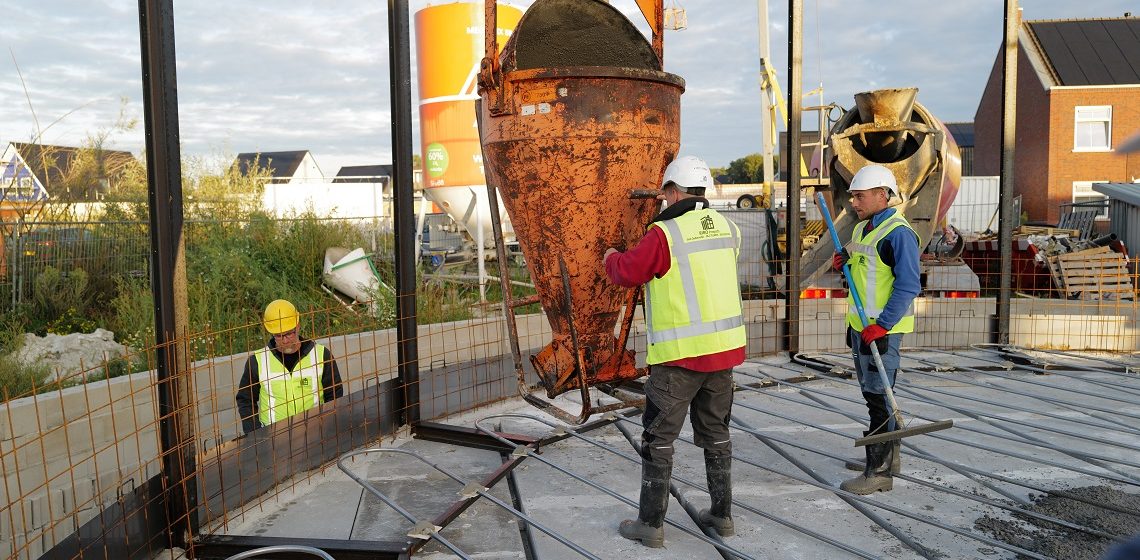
[861,324,889,354]
[832,249,850,271]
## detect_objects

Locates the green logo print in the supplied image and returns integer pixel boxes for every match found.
[426,143,449,179]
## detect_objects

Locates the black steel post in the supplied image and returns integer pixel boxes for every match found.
[784,0,803,354]
[389,0,420,425]
[137,0,197,548]
[996,0,1018,343]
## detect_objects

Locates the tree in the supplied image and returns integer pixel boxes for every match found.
[725,153,765,184]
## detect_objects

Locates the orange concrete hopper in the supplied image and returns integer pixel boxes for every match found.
[477,0,683,418]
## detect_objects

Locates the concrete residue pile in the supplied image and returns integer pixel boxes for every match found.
[974,485,1140,560]
[504,0,660,71]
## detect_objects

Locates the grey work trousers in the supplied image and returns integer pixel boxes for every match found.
[641,364,734,467]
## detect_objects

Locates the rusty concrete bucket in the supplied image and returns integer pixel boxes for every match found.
[477,0,683,422]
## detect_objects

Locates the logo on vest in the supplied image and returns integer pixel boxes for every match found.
[300,378,312,388]
[858,255,867,265]
[700,215,715,231]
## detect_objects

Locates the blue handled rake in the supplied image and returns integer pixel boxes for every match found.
[815,192,952,447]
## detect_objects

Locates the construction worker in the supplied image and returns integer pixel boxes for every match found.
[236,299,344,434]
[833,164,920,495]
[603,155,745,547]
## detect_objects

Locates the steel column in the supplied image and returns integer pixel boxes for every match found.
[996,0,1018,343]
[784,0,803,353]
[137,0,197,548]
[389,0,420,425]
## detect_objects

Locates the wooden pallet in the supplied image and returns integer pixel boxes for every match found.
[1049,246,1135,300]
[1015,225,1081,238]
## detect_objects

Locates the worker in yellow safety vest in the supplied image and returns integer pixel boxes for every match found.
[603,155,745,548]
[832,164,921,495]
[236,299,344,434]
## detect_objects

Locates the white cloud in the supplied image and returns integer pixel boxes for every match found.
[0,0,1135,173]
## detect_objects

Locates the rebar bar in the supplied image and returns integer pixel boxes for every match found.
[930,347,1140,399]
[891,356,1140,436]
[727,382,1125,539]
[339,448,602,560]
[523,413,880,559]
[743,366,1140,487]
[794,354,1140,469]
[473,415,762,559]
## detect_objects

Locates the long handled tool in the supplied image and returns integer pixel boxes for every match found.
[815,192,952,447]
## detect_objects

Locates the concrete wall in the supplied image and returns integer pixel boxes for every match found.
[5,298,1140,557]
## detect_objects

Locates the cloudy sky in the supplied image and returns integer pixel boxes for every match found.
[0,0,1135,173]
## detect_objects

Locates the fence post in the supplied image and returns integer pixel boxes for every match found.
[137,0,198,548]
[996,0,1018,344]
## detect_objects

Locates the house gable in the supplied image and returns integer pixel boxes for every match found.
[234,150,323,184]
[3,142,137,202]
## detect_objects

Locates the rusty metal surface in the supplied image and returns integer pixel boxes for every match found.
[800,88,962,288]
[480,66,682,399]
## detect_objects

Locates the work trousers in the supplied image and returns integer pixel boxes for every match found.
[848,327,903,433]
[641,364,734,467]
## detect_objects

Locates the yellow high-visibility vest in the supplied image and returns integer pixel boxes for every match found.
[257,344,326,427]
[645,208,746,364]
[845,212,916,334]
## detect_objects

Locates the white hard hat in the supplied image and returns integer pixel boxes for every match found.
[662,155,713,193]
[849,164,898,197]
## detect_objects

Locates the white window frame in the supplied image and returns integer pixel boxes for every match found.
[1071,180,1109,219]
[1073,105,1112,152]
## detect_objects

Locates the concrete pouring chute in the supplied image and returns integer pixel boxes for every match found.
[801,88,963,288]
[478,0,681,421]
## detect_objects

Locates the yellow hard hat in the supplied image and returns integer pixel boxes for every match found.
[263,299,299,334]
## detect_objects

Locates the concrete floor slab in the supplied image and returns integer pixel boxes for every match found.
[212,351,1140,560]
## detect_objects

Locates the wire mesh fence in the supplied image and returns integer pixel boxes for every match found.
[1,191,1138,559]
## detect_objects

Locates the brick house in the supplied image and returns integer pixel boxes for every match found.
[974,16,1140,224]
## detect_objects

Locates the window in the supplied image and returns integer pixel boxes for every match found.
[1074,106,1112,151]
[1072,181,1108,218]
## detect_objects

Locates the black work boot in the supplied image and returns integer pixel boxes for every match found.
[619,462,671,547]
[845,431,900,474]
[844,431,870,471]
[840,442,893,495]
[697,455,734,537]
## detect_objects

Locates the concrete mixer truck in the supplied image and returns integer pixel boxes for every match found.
[799,88,980,299]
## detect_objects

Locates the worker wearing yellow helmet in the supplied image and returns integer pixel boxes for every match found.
[235,299,344,434]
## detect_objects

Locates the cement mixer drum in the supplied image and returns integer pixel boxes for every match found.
[801,88,962,287]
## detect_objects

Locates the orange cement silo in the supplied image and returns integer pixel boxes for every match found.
[415,2,522,247]
[477,0,682,421]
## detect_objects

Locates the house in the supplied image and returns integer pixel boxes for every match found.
[334,164,424,191]
[0,142,138,202]
[945,122,975,176]
[333,164,392,185]
[232,150,323,184]
[974,15,1140,224]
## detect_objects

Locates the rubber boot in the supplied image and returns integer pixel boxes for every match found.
[844,431,870,471]
[619,462,671,547]
[839,442,893,495]
[697,455,734,537]
[845,432,900,474]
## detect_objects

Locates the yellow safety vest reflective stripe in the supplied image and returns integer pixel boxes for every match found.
[646,208,746,364]
[845,212,916,334]
[257,344,326,427]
